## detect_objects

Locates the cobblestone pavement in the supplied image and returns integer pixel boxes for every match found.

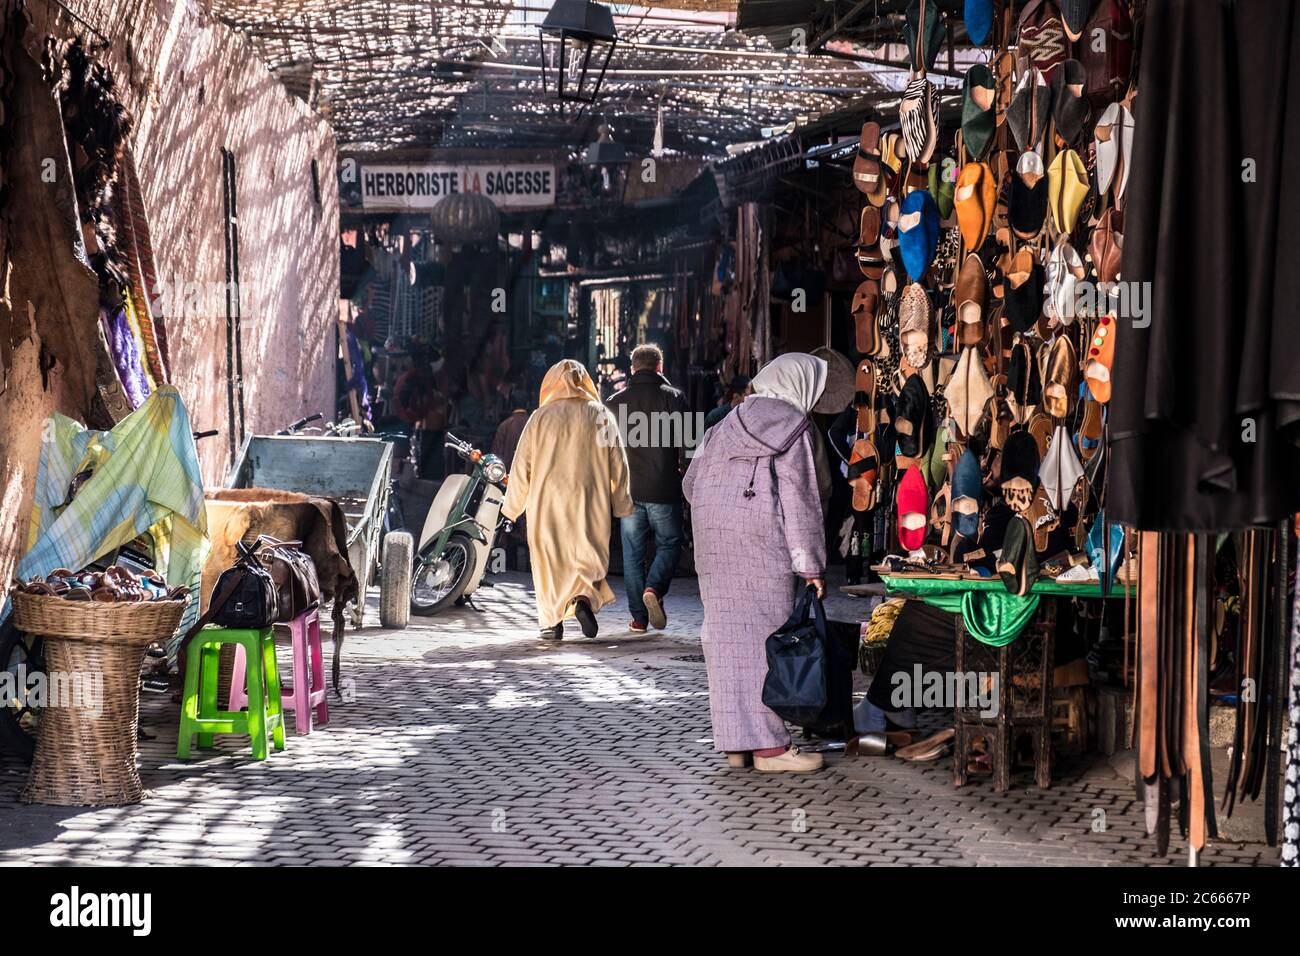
[0,572,1277,866]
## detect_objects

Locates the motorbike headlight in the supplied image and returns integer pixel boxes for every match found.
[483,459,507,484]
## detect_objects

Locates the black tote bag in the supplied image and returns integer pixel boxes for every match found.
[762,584,829,727]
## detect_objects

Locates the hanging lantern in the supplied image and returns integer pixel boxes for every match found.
[429,192,500,244]
[538,0,618,103]
[581,124,632,203]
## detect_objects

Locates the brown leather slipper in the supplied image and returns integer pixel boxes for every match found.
[896,727,956,761]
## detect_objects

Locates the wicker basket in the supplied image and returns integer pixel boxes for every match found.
[10,591,186,807]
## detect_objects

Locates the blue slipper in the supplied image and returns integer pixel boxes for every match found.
[965,0,994,46]
[952,448,983,540]
[897,189,939,282]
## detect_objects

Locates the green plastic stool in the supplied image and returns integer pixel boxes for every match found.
[178,625,285,760]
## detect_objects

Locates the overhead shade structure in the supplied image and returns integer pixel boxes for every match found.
[430,192,500,244]
[538,0,618,104]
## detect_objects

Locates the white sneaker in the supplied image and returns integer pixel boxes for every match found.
[753,746,824,773]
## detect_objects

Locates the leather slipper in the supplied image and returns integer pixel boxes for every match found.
[1007,67,1051,152]
[896,727,956,761]
[1088,208,1124,284]
[1009,150,1048,240]
[928,159,955,220]
[905,0,945,72]
[1084,313,1116,403]
[997,514,1038,596]
[1047,148,1089,234]
[1044,238,1085,326]
[1042,334,1077,419]
[895,372,931,462]
[1094,102,1135,200]
[946,345,994,440]
[955,161,996,252]
[954,251,987,346]
[898,188,939,281]
[899,71,939,165]
[1003,247,1044,334]
[1007,338,1042,409]
[897,465,930,552]
[951,447,983,539]
[1060,0,1090,42]
[1042,423,1085,511]
[1050,58,1090,147]
[961,63,997,160]
[966,0,994,47]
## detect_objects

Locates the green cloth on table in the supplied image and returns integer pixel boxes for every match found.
[883,575,1133,647]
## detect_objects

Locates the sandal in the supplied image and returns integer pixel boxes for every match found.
[899,283,932,370]
[1084,313,1116,403]
[852,120,888,205]
[852,279,881,354]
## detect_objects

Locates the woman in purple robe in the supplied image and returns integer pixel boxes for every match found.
[683,353,828,773]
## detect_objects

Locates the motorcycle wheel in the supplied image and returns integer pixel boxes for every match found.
[0,617,43,762]
[410,533,476,616]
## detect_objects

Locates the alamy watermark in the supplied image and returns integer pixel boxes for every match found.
[890,665,999,718]
[2,665,103,717]
[598,406,705,454]
[1051,280,1151,328]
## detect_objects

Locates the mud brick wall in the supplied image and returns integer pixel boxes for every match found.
[0,0,338,581]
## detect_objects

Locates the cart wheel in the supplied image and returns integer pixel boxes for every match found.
[379,531,414,629]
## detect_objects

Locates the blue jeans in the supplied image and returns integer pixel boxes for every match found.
[620,501,684,623]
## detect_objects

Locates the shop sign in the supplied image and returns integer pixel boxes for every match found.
[360,163,556,210]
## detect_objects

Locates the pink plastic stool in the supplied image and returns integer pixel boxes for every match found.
[230,607,329,734]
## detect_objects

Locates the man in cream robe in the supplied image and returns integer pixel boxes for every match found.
[502,360,633,638]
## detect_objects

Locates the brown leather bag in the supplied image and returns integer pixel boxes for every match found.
[253,535,321,622]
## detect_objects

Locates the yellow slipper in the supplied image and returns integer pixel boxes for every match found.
[1047,148,1089,234]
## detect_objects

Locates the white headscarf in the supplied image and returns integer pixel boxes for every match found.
[750,353,828,416]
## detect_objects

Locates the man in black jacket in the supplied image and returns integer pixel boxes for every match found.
[604,344,692,632]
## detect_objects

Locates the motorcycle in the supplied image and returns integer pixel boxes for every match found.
[411,433,512,615]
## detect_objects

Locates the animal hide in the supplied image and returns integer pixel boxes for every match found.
[204,488,359,689]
